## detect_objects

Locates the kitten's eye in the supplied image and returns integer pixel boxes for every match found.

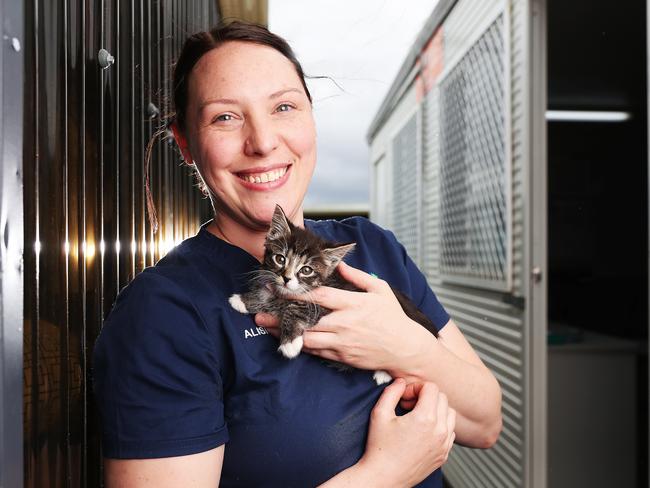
[299,266,314,276]
[272,254,286,267]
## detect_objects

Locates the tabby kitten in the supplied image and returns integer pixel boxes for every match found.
[229,204,438,385]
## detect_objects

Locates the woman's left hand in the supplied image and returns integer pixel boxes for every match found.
[255,261,435,375]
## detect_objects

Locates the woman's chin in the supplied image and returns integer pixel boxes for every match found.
[255,201,301,225]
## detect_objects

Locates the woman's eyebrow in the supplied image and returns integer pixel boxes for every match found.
[269,87,303,99]
[200,98,238,109]
[199,88,303,110]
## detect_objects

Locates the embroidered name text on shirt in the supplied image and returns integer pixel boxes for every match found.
[244,326,268,339]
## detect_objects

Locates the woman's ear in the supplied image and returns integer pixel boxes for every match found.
[170,121,194,165]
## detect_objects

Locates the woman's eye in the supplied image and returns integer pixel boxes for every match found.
[273,254,286,266]
[214,113,234,123]
[299,266,313,276]
[276,103,293,113]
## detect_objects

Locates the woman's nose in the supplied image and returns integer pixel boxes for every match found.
[244,117,279,156]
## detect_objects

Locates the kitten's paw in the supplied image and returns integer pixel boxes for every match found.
[373,370,393,385]
[229,294,249,314]
[278,335,304,359]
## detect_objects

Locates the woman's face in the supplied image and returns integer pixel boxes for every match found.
[183,41,317,230]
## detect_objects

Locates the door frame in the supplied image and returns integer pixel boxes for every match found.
[0,0,25,486]
[647,0,650,481]
[526,0,548,486]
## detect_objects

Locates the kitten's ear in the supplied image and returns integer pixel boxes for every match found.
[322,243,356,268]
[267,204,292,241]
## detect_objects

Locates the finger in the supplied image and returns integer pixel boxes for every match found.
[444,432,456,463]
[447,407,457,438]
[371,378,406,419]
[399,398,417,411]
[446,430,456,455]
[401,382,422,402]
[336,261,387,294]
[398,382,422,410]
[435,391,449,428]
[265,327,280,339]
[302,330,339,351]
[255,313,279,327]
[307,312,339,332]
[410,382,440,416]
[290,286,364,310]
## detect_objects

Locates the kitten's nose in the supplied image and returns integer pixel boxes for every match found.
[282,276,290,284]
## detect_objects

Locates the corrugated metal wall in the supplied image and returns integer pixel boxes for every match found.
[370,0,531,485]
[22,1,217,486]
[423,0,528,486]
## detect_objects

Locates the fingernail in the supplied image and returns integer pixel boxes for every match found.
[394,378,405,385]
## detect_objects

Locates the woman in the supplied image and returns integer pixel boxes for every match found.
[93,21,501,487]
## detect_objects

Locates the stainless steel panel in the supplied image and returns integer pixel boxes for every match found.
[1,0,25,486]
[23,2,218,485]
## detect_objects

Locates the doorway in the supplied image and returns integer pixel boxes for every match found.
[546,0,648,485]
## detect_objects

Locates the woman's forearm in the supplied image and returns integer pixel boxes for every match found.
[391,321,502,448]
[318,461,391,488]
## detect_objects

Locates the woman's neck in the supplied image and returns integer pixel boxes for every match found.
[208,210,304,261]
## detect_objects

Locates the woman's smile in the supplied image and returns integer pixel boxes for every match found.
[234,163,292,191]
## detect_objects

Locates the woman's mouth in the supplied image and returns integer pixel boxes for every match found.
[235,164,291,190]
[237,165,288,184]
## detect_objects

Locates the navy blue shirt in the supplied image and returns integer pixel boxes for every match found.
[93,217,450,487]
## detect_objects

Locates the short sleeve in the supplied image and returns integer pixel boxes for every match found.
[92,270,228,459]
[380,225,451,332]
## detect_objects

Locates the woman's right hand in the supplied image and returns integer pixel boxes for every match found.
[360,378,456,487]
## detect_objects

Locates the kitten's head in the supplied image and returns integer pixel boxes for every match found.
[262,205,355,296]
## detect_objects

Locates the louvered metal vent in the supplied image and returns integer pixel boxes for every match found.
[438,16,510,290]
[392,113,420,262]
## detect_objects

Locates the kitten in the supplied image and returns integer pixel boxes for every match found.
[229,204,439,385]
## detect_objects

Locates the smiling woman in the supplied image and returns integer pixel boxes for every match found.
[179,41,318,251]
[92,20,501,488]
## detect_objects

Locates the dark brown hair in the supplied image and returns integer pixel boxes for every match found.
[173,20,312,131]
[145,20,312,232]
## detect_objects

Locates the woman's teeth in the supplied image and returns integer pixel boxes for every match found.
[239,166,288,184]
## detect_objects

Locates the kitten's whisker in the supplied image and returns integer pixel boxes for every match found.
[247,269,279,287]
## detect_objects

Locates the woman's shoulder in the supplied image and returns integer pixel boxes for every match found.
[108,252,209,319]
[101,267,212,343]
[124,227,253,303]
[100,236,228,343]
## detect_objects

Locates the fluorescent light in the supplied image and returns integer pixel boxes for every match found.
[546,110,632,122]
